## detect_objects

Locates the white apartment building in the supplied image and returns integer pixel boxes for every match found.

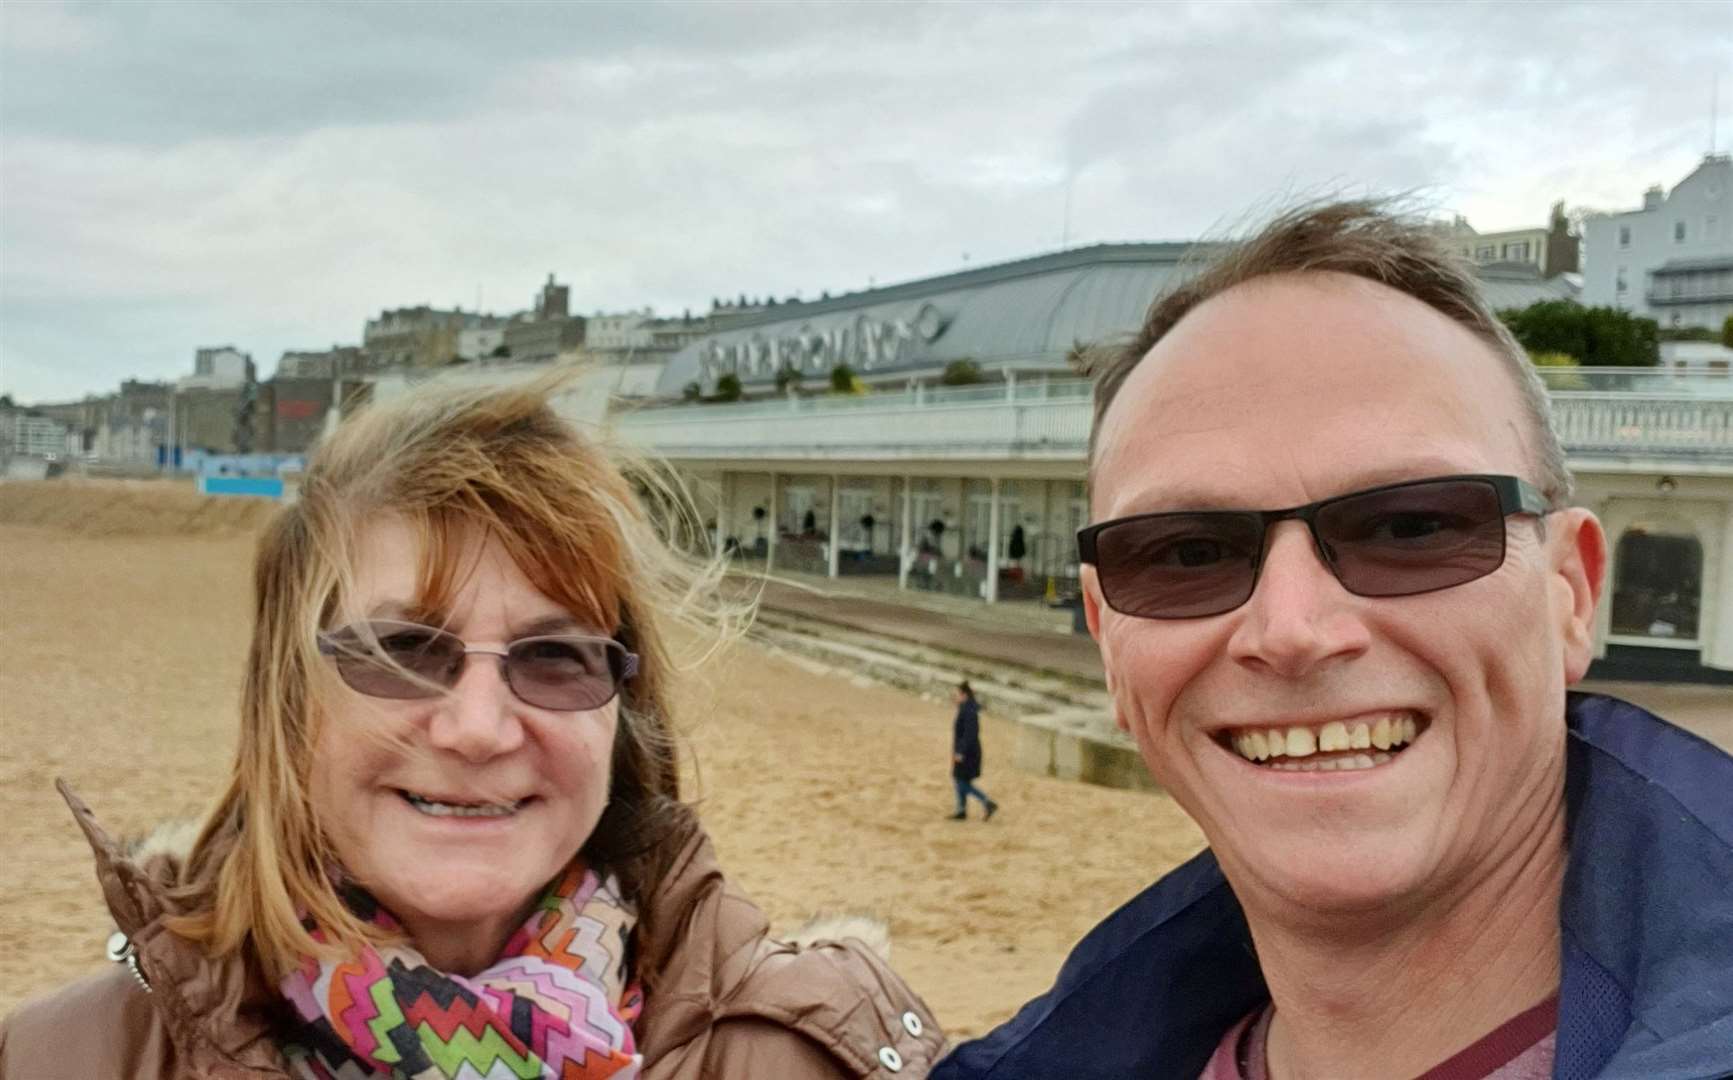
[1583,154,1733,329]
[179,346,255,390]
[457,326,506,361]
[0,410,73,458]
[589,310,656,350]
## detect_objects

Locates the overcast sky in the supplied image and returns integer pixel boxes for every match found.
[1,0,1727,402]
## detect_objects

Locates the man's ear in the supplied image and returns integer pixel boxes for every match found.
[1081,566,1124,715]
[1551,508,1607,685]
[1082,565,1105,641]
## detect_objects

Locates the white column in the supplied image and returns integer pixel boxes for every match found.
[1709,500,1733,671]
[766,471,779,571]
[985,477,1002,604]
[899,476,914,590]
[1006,370,1018,400]
[827,474,842,579]
[715,471,731,556]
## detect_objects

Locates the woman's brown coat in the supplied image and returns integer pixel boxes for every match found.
[1,785,943,1079]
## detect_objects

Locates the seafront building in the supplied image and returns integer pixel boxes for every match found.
[20,236,1732,680]
[587,243,1733,682]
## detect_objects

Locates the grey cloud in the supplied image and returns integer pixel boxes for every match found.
[2,0,1728,401]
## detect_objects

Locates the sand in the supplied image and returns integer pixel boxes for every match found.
[0,482,1206,1036]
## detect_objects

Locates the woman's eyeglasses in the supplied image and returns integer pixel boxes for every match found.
[317,620,639,712]
[1077,474,1552,620]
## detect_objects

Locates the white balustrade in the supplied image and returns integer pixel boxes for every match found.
[614,381,1733,466]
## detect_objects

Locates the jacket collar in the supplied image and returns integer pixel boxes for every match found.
[58,779,291,1077]
[933,692,1733,1080]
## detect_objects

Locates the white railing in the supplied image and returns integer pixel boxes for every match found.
[1550,394,1733,459]
[614,379,1733,465]
[615,394,1090,460]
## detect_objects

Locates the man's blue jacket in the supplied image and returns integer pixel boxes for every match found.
[931,693,1733,1080]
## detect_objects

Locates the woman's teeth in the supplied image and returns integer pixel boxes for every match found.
[403,792,525,818]
[1229,711,1421,765]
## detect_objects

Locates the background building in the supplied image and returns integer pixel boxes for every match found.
[456,325,506,361]
[589,310,655,350]
[502,274,585,362]
[179,346,255,389]
[1436,201,1579,277]
[1582,154,1733,329]
[659,242,1576,398]
[362,306,501,369]
[276,345,365,379]
[624,243,1730,683]
[0,405,73,459]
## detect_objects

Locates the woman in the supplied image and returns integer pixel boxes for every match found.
[1,378,943,1078]
[948,683,998,822]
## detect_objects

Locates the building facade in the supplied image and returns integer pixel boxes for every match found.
[1437,202,1579,277]
[456,326,506,361]
[628,244,1731,681]
[277,346,365,379]
[659,243,1577,398]
[181,346,255,389]
[363,306,501,369]
[0,407,73,459]
[589,310,655,350]
[1582,154,1733,329]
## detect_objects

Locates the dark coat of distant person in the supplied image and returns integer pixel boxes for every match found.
[952,695,982,781]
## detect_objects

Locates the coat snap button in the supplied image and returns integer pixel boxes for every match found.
[105,930,133,962]
[877,1046,903,1072]
[901,1011,924,1037]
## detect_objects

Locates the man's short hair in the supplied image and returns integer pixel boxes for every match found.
[1085,199,1572,506]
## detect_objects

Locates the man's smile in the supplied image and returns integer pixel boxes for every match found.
[1217,709,1427,771]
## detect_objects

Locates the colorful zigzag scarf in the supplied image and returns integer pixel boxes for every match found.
[279,861,642,1080]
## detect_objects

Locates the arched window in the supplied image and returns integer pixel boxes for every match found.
[1610,528,1704,641]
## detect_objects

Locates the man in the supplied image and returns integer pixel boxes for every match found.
[931,202,1733,1079]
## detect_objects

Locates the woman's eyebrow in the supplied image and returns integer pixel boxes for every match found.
[514,613,589,637]
[363,601,447,627]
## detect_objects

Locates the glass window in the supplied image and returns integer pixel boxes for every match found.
[1610,529,1702,640]
[1674,220,1687,243]
[1618,225,1631,247]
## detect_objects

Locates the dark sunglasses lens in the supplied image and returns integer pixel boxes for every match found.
[1317,480,1507,597]
[506,638,620,711]
[1095,513,1264,618]
[335,626,460,699]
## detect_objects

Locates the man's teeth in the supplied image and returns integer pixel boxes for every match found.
[404,792,525,817]
[1230,712,1419,765]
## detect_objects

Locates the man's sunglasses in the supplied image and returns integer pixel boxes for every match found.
[317,620,639,712]
[1077,474,1551,620]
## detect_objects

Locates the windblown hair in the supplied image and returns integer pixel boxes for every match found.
[167,370,744,980]
[1084,199,1573,505]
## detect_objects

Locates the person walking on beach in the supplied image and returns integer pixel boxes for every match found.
[950,681,998,821]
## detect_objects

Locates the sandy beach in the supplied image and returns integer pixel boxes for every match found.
[0,481,1206,1036]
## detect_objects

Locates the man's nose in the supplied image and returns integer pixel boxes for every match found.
[426,652,526,762]
[1225,521,1372,678]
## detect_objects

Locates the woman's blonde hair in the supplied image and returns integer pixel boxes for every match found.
[168,370,741,979]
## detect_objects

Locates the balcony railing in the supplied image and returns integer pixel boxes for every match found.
[1647,288,1733,305]
[612,373,1733,466]
[1550,394,1733,460]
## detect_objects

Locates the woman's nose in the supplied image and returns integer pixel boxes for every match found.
[425,651,526,761]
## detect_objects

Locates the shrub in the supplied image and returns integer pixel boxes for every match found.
[1498,301,1658,366]
[939,359,985,386]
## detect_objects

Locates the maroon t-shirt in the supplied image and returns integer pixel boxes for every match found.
[1198,996,1558,1080]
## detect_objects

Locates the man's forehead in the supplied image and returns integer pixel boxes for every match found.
[1090,273,1528,515]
